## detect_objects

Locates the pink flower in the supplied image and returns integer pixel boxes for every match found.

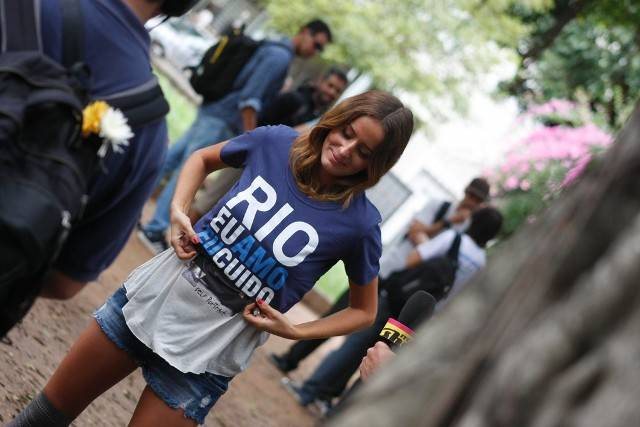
[491,99,613,197]
[524,99,577,122]
[504,176,519,191]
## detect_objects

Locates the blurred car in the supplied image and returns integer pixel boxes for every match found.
[148,18,216,70]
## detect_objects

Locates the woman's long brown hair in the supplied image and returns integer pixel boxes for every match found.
[290,90,414,206]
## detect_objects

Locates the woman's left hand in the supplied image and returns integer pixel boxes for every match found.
[169,205,198,260]
[242,300,299,339]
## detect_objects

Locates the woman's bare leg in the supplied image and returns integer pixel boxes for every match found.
[43,319,138,419]
[128,386,197,427]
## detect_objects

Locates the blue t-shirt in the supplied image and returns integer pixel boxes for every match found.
[194,126,382,312]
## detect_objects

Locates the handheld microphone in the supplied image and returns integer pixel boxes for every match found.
[378,291,436,347]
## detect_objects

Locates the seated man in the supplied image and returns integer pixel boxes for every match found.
[379,176,490,278]
[258,67,348,128]
[281,206,503,415]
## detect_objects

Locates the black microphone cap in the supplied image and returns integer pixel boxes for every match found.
[398,291,437,330]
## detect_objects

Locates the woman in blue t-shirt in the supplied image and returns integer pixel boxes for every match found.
[12,91,413,426]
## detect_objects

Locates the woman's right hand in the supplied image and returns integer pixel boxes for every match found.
[242,300,300,339]
[169,204,199,259]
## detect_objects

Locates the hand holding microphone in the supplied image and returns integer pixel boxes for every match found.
[377,290,436,348]
[360,341,396,381]
[361,291,437,380]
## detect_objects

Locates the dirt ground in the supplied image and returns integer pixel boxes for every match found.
[0,205,346,426]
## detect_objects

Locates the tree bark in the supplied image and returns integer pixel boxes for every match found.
[328,102,640,427]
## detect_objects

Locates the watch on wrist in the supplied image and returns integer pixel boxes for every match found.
[442,219,451,229]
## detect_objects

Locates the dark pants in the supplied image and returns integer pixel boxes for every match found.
[279,289,350,369]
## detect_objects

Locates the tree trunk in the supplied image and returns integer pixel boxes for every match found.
[328,102,640,427]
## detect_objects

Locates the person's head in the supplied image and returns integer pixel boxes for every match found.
[466,206,503,247]
[292,19,332,59]
[459,177,490,211]
[314,68,348,107]
[290,90,414,205]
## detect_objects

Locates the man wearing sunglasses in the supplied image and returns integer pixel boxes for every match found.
[139,19,332,252]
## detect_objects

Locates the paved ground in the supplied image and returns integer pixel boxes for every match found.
[0,205,346,426]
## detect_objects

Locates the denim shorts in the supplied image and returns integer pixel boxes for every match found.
[94,287,231,424]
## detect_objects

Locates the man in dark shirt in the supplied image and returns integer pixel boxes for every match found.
[259,68,348,128]
[14,0,198,300]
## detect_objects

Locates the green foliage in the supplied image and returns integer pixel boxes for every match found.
[155,70,197,142]
[262,0,549,122]
[495,163,563,239]
[314,261,348,303]
[533,20,640,130]
[586,0,640,28]
[497,190,545,238]
[501,0,640,131]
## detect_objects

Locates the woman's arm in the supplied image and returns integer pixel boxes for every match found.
[242,277,379,340]
[170,141,229,259]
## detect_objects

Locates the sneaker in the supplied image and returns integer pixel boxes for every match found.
[137,228,168,254]
[268,353,296,373]
[280,377,313,406]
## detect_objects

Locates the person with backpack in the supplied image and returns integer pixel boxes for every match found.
[0,0,200,335]
[138,19,332,253]
[379,176,490,278]
[9,91,413,426]
[403,205,503,309]
[281,206,503,416]
[267,177,490,374]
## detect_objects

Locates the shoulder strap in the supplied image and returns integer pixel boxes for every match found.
[433,201,452,224]
[446,232,462,264]
[0,0,42,53]
[57,0,167,127]
[59,0,83,69]
[102,77,170,128]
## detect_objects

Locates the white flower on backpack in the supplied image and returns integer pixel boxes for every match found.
[99,107,134,154]
[82,100,134,157]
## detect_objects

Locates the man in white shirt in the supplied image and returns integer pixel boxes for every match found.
[405,205,503,310]
[379,177,490,278]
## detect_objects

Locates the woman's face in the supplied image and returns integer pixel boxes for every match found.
[319,116,384,184]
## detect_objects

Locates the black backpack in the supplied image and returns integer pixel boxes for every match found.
[384,233,462,316]
[188,29,261,103]
[0,0,169,338]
